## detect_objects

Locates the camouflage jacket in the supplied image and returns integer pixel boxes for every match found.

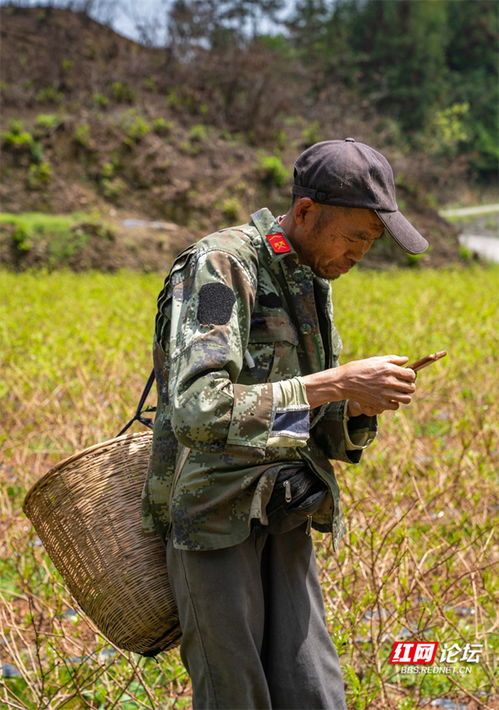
[141,208,377,550]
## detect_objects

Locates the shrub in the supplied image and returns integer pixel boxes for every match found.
[1,124,33,151]
[36,87,63,104]
[30,141,45,165]
[180,140,201,156]
[11,224,31,251]
[458,245,473,261]
[153,118,174,136]
[0,120,46,166]
[405,253,424,268]
[220,198,242,222]
[92,93,109,108]
[100,162,115,179]
[35,114,63,134]
[9,119,25,134]
[83,43,97,60]
[301,121,323,148]
[111,82,135,104]
[144,77,158,92]
[73,123,91,147]
[428,103,470,157]
[101,177,125,201]
[257,154,289,187]
[273,129,288,151]
[0,212,109,266]
[27,161,53,189]
[126,116,151,142]
[166,88,181,109]
[119,111,151,144]
[189,124,207,142]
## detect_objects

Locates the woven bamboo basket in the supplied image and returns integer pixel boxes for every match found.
[23,431,181,656]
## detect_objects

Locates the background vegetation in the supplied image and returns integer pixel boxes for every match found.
[0,1,497,708]
[1,267,497,709]
[164,0,498,178]
[5,0,495,177]
[0,1,497,271]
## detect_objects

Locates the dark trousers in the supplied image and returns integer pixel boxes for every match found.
[166,523,346,710]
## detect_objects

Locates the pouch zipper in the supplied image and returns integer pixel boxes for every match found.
[283,479,292,503]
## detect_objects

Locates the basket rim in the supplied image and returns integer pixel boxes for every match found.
[22,430,152,514]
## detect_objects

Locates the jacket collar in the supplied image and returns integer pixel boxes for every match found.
[249,208,329,374]
[250,208,299,265]
[249,207,329,291]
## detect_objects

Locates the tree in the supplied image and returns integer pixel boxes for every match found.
[168,0,285,57]
[164,0,298,139]
[342,0,449,133]
[445,0,499,176]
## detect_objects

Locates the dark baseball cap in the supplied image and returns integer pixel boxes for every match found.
[292,138,429,254]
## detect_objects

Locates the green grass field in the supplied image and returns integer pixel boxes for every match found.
[1,266,497,709]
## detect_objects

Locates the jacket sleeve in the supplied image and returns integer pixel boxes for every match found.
[311,400,378,464]
[166,247,311,457]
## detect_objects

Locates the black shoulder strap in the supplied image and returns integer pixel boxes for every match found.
[116,369,156,437]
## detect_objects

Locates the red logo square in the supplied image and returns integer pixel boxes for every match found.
[389,641,438,665]
[266,232,292,254]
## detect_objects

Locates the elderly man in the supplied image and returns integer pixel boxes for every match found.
[142,139,428,709]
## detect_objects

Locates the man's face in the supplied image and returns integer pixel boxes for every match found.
[292,203,385,280]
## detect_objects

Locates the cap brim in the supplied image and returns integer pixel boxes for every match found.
[375,210,429,255]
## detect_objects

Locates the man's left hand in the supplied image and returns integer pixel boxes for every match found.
[347,400,385,417]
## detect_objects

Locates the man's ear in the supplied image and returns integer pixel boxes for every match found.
[292,197,317,226]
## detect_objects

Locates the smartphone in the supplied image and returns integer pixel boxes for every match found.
[407,350,447,372]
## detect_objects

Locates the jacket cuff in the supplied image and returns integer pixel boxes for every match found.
[343,402,378,450]
[225,377,311,453]
[310,400,377,464]
[268,377,310,447]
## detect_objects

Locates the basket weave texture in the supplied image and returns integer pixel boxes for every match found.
[23,431,181,656]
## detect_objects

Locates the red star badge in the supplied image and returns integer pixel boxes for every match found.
[266,232,292,254]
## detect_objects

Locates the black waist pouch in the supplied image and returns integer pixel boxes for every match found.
[265,464,327,534]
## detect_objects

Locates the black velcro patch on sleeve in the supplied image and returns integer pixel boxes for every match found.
[197,282,236,325]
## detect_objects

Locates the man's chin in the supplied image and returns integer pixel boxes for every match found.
[325,268,347,280]
[311,264,349,279]
[314,269,342,280]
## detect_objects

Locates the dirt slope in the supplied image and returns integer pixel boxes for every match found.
[0,6,461,271]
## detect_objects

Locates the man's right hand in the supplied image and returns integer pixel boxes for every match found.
[301,355,416,414]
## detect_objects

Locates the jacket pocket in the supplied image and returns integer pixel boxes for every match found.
[242,313,299,382]
[248,313,299,345]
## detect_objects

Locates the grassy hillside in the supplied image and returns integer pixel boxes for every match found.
[1,266,497,708]
[0,6,463,272]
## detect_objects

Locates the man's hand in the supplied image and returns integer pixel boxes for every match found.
[301,355,416,413]
[347,399,376,417]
